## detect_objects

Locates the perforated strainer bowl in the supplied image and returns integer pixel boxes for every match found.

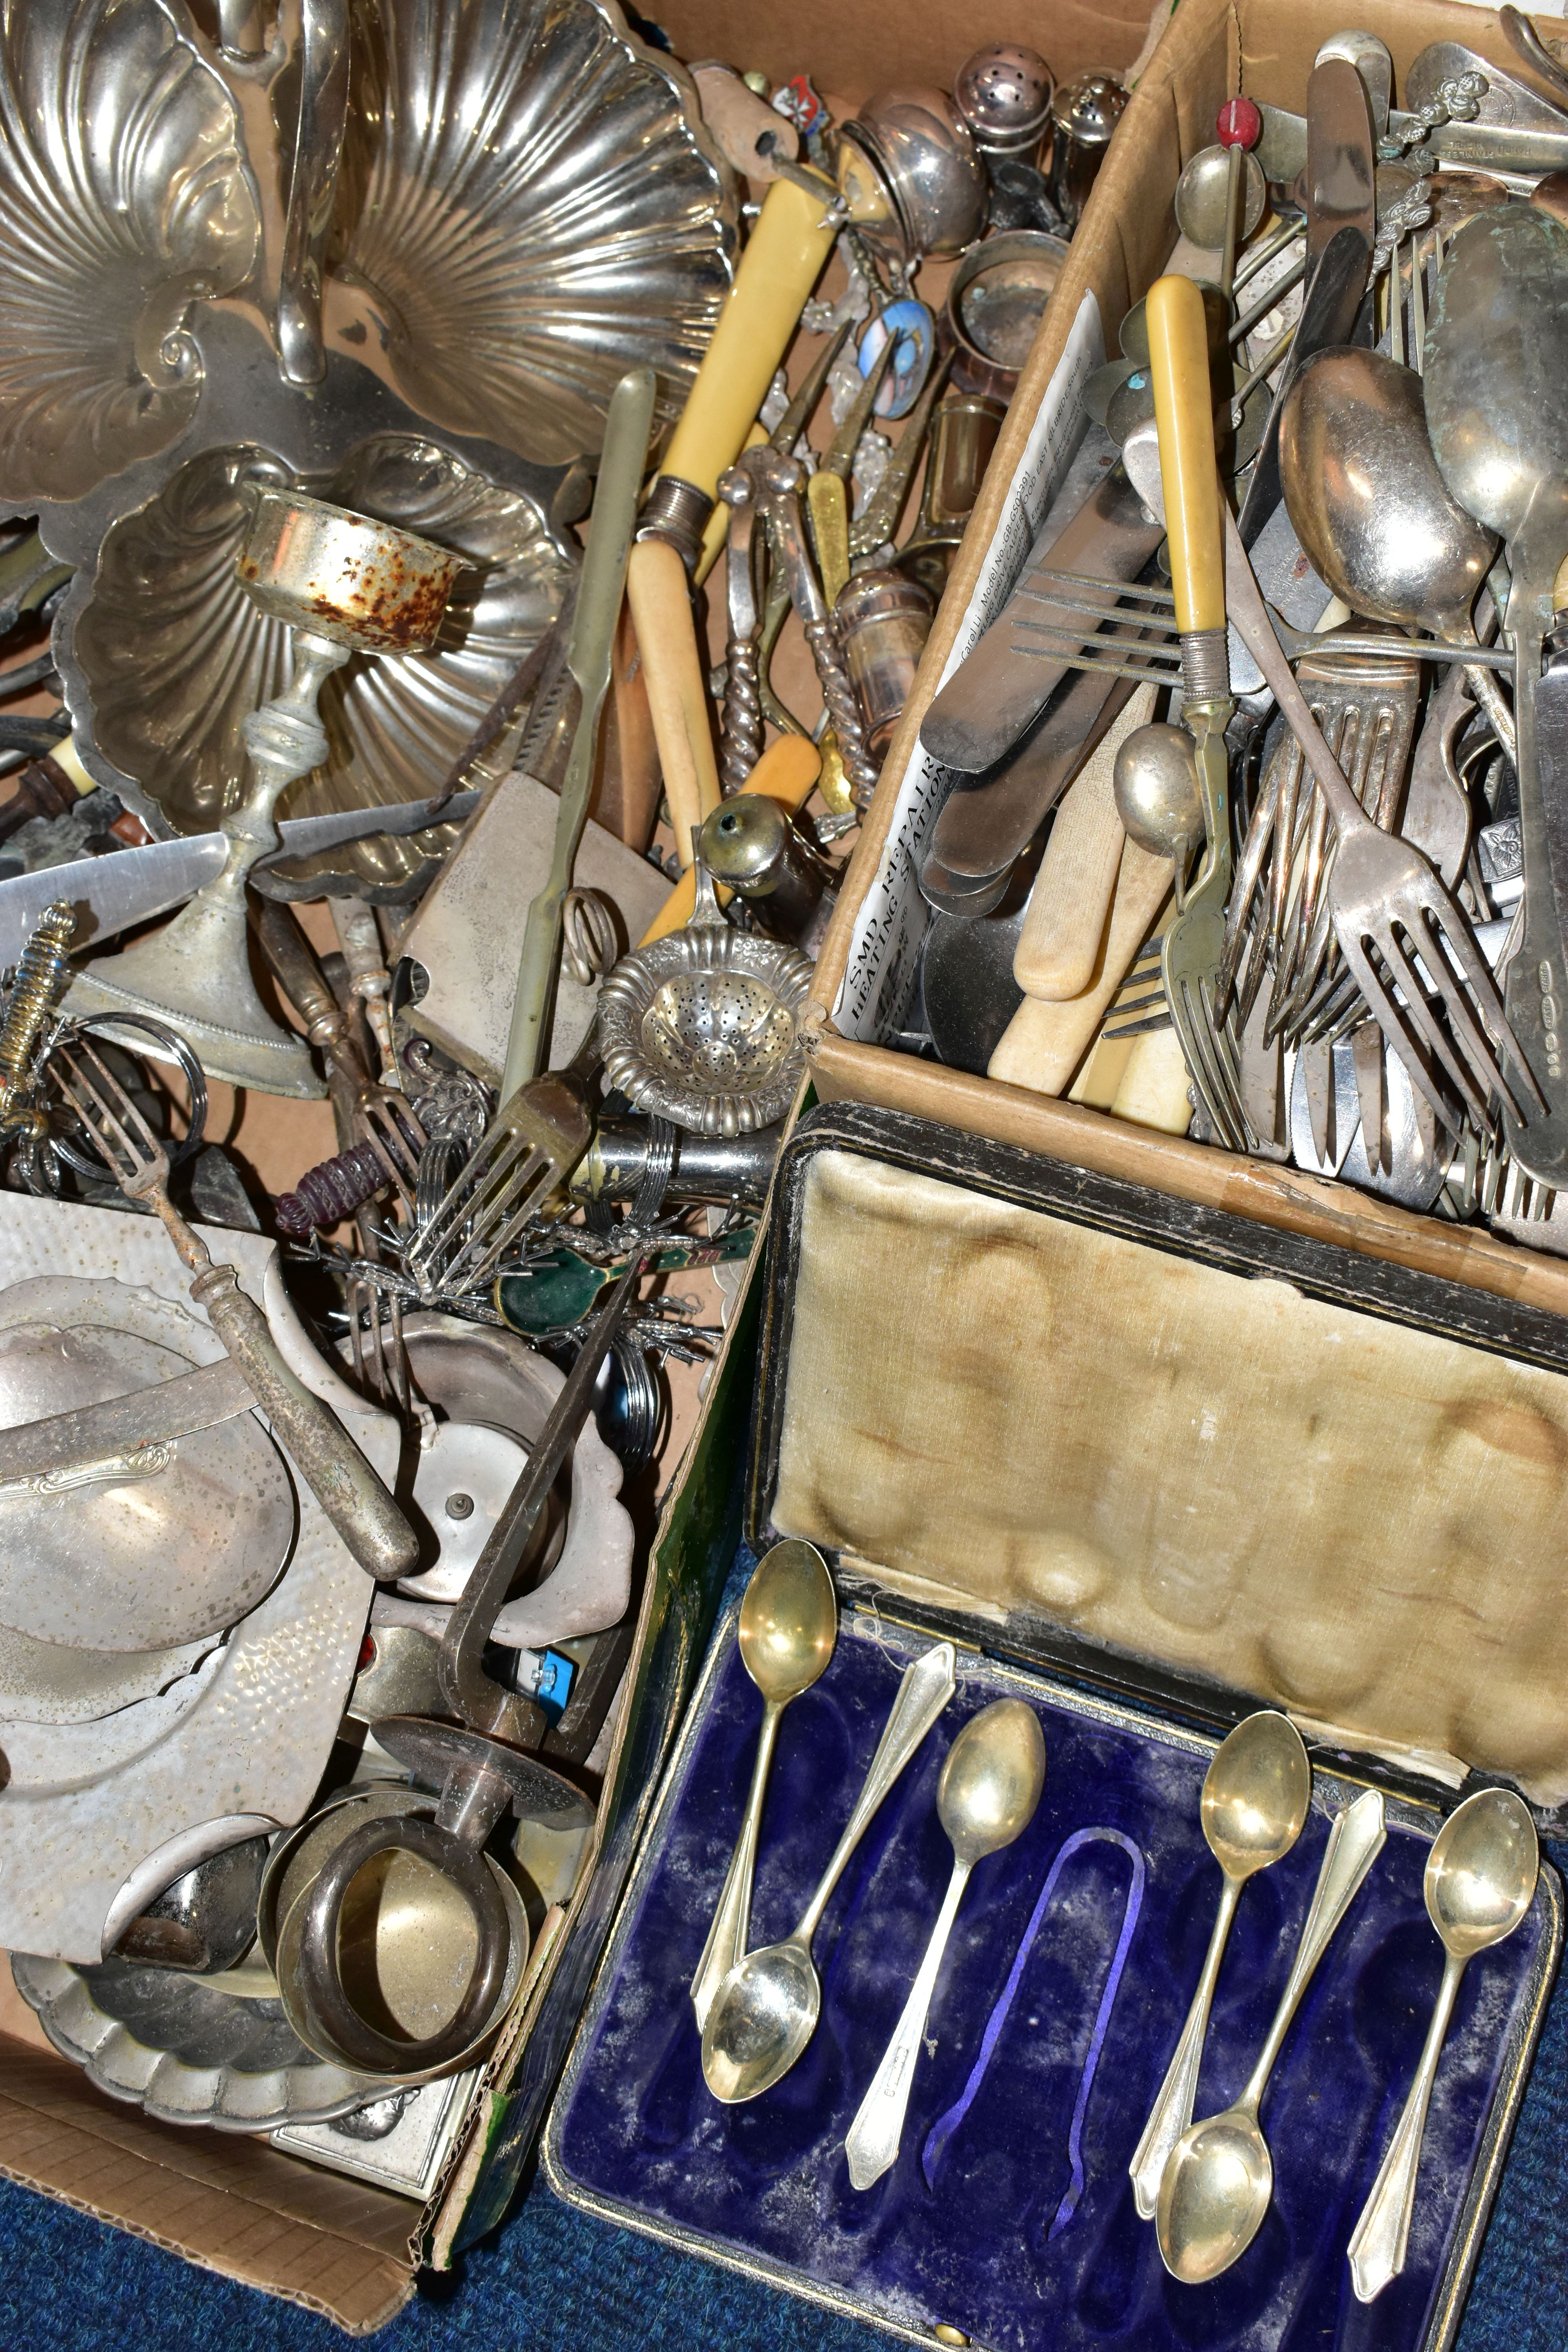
[597,858,813,1135]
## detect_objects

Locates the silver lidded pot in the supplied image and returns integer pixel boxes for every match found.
[953,44,1054,163]
[838,88,988,261]
[1047,70,1130,230]
[697,797,835,945]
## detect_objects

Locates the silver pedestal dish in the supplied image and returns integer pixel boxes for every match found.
[71,435,569,895]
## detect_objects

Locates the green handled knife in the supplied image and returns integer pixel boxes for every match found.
[501,366,656,1096]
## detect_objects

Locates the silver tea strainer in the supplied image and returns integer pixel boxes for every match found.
[597,849,813,1134]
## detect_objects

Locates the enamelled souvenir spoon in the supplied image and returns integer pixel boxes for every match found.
[690,1541,838,2030]
[845,1697,1046,2189]
[701,1641,957,2103]
[1130,1710,1311,2217]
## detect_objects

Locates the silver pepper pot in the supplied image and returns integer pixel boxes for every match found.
[954,44,1054,164]
[1047,71,1130,230]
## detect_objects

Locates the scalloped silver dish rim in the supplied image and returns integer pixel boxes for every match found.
[10,1947,385,2133]
[597,929,816,1136]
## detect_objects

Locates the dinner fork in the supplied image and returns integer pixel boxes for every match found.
[1223,509,1543,1134]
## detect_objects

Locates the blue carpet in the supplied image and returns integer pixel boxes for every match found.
[7,1851,1568,2351]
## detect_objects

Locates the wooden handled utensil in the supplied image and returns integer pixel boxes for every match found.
[1013,684,1157,998]
[625,535,722,867]
[630,173,839,852]
[988,839,1172,1095]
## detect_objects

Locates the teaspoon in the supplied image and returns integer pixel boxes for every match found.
[701,1640,957,2103]
[845,1697,1045,2189]
[1156,1787,1387,2282]
[1129,1710,1310,2218]
[691,1540,839,2029]
[1114,722,1204,912]
[1348,1787,1538,2302]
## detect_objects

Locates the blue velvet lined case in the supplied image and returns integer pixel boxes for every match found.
[545,1601,1561,2352]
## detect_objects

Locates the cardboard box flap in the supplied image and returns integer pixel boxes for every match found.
[0,2037,417,2335]
[751,1107,1568,1813]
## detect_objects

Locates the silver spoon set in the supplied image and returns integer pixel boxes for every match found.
[1133,1715,1537,2298]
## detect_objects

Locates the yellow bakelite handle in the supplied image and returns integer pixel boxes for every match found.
[639,736,821,943]
[1146,275,1225,637]
[657,178,838,505]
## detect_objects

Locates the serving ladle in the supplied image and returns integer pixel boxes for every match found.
[284,1259,641,2076]
[1348,1787,1537,2302]
[845,1697,1045,2189]
[700,1640,956,2103]
[690,1541,838,2030]
[1129,1710,1310,2219]
[1156,1786,1387,2282]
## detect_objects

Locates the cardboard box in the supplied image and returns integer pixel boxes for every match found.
[806,0,1568,1325]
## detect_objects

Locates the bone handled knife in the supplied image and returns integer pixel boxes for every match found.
[920,668,1132,916]
[1012,684,1158,997]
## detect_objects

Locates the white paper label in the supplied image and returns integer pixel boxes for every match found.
[834,290,1106,1044]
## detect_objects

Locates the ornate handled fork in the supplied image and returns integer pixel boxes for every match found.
[54,1032,417,1581]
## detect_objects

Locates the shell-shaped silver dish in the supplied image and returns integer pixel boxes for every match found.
[0,0,733,512]
[0,0,261,509]
[11,1949,383,2132]
[330,0,737,464]
[598,873,814,1136]
[72,433,566,892]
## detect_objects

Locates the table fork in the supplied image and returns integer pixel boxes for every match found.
[1224,508,1542,1134]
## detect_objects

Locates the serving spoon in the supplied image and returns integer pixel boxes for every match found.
[1279,347,1499,646]
[701,1640,957,2103]
[1156,1786,1387,2282]
[1129,1710,1310,2218]
[1348,1787,1538,2302]
[690,1541,838,2030]
[1425,203,1568,1179]
[845,1697,1045,2189]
